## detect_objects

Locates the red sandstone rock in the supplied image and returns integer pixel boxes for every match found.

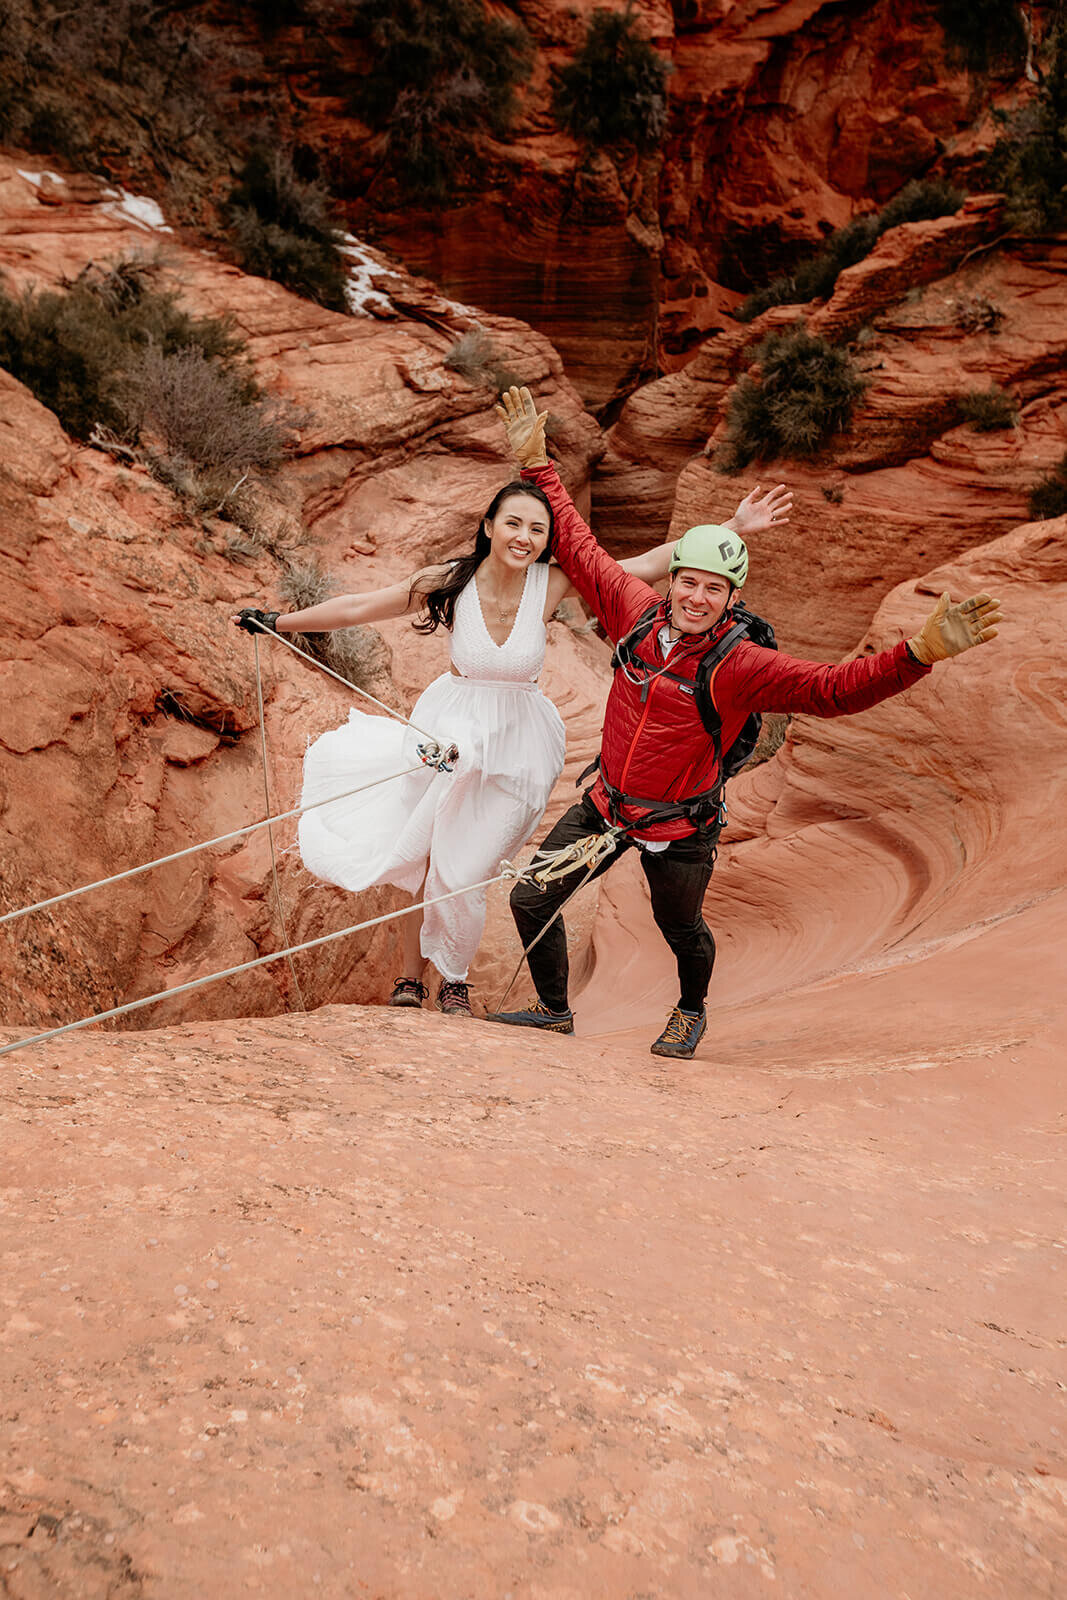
[0,971,1061,1596]
[579,512,1067,1030]
[0,158,602,1028]
[598,222,1067,657]
[180,0,1048,405]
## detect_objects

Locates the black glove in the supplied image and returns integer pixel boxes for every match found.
[234,607,281,635]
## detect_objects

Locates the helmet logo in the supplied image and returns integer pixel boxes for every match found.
[719,540,734,560]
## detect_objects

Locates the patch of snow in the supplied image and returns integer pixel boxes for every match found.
[339,233,398,315]
[441,296,480,317]
[100,188,173,233]
[17,169,66,188]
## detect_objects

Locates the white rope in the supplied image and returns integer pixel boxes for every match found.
[0,867,528,1060]
[0,763,427,928]
[0,826,626,1060]
[248,618,443,745]
[2,611,458,931]
[491,836,619,1015]
[254,633,306,1013]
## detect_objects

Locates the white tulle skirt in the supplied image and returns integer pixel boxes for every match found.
[298,673,566,981]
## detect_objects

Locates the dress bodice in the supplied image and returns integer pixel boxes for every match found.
[449,562,549,683]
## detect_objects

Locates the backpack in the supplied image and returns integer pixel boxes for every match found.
[610,598,778,783]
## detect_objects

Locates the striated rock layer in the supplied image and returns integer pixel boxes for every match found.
[188,0,1056,406]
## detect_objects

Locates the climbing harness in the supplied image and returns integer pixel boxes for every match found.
[593,597,780,832]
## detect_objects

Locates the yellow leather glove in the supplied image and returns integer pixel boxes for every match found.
[494,384,549,469]
[908,592,1003,664]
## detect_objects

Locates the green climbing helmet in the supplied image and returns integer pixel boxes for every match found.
[668,524,749,589]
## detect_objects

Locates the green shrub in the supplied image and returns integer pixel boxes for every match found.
[0,258,244,441]
[939,0,1027,73]
[123,345,299,477]
[717,326,868,470]
[986,15,1067,233]
[553,5,671,151]
[228,147,350,311]
[877,177,968,231]
[959,385,1018,431]
[0,0,225,191]
[0,255,302,524]
[280,558,388,688]
[1029,452,1067,520]
[348,0,532,195]
[737,179,965,322]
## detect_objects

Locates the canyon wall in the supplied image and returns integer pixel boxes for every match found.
[0,158,605,1030]
[191,0,1053,408]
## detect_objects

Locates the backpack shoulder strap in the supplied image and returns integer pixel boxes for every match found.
[693,621,750,739]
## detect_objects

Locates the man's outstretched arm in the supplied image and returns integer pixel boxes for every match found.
[720,593,1003,718]
[496,385,658,641]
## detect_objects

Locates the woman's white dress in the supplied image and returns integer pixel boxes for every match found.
[298,561,566,981]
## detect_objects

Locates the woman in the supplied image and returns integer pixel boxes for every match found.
[234,475,791,1017]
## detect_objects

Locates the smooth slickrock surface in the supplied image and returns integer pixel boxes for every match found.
[2,502,1064,1597]
[0,977,1063,1598]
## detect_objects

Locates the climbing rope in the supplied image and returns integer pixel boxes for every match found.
[246,616,445,749]
[1,611,458,930]
[0,827,624,1060]
[253,632,307,1012]
[491,826,624,1014]
[0,764,428,929]
[0,615,623,1058]
[0,867,527,1060]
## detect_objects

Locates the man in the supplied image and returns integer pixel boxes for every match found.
[489,386,1003,1059]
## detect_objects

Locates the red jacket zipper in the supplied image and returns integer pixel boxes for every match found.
[617,674,661,794]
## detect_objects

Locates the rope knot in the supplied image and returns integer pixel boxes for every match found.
[527,826,622,887]
[417,740,460,774]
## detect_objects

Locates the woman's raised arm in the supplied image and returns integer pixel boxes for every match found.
[618,483,793,585]
[234,565,453,635]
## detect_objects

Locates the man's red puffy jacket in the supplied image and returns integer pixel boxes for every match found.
[523,462,931,842]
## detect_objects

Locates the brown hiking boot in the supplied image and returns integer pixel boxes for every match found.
[436,979,473,1017]
[389,977,429,1009]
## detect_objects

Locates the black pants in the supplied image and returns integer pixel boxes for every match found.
[509,794,719,1014]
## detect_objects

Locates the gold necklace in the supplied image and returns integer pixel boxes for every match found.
[481,574,523,623]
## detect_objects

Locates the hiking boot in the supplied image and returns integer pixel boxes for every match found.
[487,999,574,1035]
[389,977,428,1009]
[436,979,473,1017]
[650,1006,707,1059]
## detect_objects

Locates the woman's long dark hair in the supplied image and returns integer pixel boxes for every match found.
[411,480,555,635]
